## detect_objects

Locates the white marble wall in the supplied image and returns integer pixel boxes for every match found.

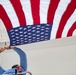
[0,37,76,75]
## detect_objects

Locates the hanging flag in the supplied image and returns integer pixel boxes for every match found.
[0,0,76,46]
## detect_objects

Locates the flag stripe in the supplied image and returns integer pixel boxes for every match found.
[51,0,71,39]
[62,10,76,37]
[56,0,76,38]
[67,22,76,36]
[47,0,60,24]
[20,0,33,25]
[40,0,50,24]
[73,30,76,36]
[30,0,40,24]
[10,0,26,26]
[0,0,20,28]
[0,5,13,30]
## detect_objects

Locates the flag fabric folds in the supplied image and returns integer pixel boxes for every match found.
[0,0,76,46]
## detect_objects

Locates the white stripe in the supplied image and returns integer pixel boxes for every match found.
[20,0,33,25]
[62,10,76,37]
[0,0,20,28]
[73,30,76,36]
[51,0,71,39]
[40,0,50,23]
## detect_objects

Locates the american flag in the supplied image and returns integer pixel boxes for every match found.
[0,0,76,46]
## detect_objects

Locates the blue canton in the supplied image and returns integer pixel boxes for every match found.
[7,24,52,46]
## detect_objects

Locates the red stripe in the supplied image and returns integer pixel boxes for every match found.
[47,0,60,24]
[0,5,13,30]
[67,22,76,36]
[30,0,40,24]
[10,0,26,26]
[56,0,76,38]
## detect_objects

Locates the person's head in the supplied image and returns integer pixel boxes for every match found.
[12,64,22,75]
